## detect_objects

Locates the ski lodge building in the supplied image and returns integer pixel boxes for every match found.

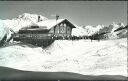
[13,19,76,41]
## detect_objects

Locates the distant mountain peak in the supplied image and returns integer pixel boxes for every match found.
[117,22,124,27]
[17,13,48,23]
[111,22,124,27]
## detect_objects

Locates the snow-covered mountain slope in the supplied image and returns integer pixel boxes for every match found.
[72,25,104,36]
[72,22,127,40]
[0,24,13,46]
[18,13,48,23]
[0,13,48,32]
[72,27,88,36]
[97,24,127,40]
[110,22,125,33]
[0,38,127,76]
[0,13,48,45]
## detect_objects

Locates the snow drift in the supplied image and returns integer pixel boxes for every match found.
[0,38,127,76]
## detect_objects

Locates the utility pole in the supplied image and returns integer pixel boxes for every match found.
[51,14,59,24]
[127,1,128,25]
[51,14,59,25]
[56,14,59,23]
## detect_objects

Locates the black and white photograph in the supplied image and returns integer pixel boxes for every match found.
[0,1,127,80]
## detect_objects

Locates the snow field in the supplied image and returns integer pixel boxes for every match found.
[0,38,127,76]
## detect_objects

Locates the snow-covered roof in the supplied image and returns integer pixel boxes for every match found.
[21,19,76,31]
[35,19,76,29]
[36,19,64,29]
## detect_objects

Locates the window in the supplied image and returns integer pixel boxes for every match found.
[60,27,66,33]
[55,26,60,33]
[60,23,64,27]
[67,27,70,31]
[31,26,39,28]
[64,24,66,27]
[67,27,71,34]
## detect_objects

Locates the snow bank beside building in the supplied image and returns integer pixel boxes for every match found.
[0,38,127,76]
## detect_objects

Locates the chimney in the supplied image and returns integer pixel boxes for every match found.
[38,16,40,22]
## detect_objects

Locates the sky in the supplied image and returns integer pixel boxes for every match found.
[0,1,127,26]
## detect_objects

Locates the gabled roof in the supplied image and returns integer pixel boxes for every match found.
[21,19,77,31]
[36,19,76,29]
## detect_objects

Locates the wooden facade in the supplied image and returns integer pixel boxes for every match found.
[49,21,72,37]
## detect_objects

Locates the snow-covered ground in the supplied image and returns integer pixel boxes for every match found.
[0,38,127,77]
[0,13,127,77]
